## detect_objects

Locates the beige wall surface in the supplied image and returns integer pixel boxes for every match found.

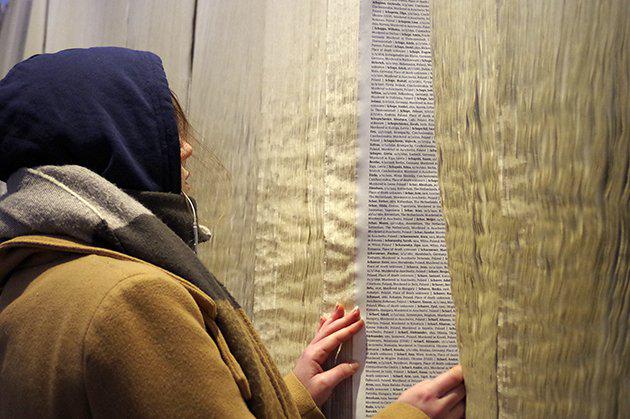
[186,0,360,384]
[432,1,629,417]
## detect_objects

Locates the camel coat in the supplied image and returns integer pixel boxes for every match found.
[0,235,426,418]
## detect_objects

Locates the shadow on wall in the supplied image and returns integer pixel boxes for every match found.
[0,0,10,26]
[0,0,31,77]
[0,1,11,196]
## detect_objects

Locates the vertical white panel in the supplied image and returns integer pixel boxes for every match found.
[322,2,361,415]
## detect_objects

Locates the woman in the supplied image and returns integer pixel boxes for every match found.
[0,47,465,418]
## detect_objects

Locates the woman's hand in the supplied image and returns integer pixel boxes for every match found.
[292,304,364,406]
[397,365,466,418]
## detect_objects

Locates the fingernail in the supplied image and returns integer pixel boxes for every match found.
[350,361,360,370]
[351,306,360,315]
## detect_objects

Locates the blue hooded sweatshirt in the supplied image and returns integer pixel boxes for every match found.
[0,47,181,193]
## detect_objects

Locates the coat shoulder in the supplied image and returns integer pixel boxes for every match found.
[0,249,187,417]
[55,250,175,288]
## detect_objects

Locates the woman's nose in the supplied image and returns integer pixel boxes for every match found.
[181,141,193,161]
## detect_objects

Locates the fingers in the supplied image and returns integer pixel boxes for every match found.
[316,315,327,332]
[433,365,463,396]
[317,361,360,390]
[312,307,362,344]
[312,304,345,342]
[443,400,465,419]
[436,383,465,412]
[396,367,465,418]
[312,319,365,364]
[323,304,344,328]
[330,304,345,322]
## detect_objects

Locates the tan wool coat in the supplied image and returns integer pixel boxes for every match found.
[0,235,427,419]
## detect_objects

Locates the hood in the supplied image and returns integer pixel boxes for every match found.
[0,47,181,193]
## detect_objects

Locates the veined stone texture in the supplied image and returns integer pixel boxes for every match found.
[432,1,629,417]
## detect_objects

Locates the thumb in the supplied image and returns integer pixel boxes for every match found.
[318,362,360,390]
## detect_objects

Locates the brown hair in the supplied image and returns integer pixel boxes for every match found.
[170,89,193,145]
[168,88,232,197]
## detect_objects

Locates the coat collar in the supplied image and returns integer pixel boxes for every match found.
[0,235,217,318]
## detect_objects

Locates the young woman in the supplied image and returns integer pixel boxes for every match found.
[0,47,465,418]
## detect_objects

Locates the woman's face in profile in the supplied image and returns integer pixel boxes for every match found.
[180,138,192,193]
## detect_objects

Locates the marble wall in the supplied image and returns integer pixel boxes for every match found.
[432,1,629,417]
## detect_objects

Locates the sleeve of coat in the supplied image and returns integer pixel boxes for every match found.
[283,372,325,419]
[83,272,256,418]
